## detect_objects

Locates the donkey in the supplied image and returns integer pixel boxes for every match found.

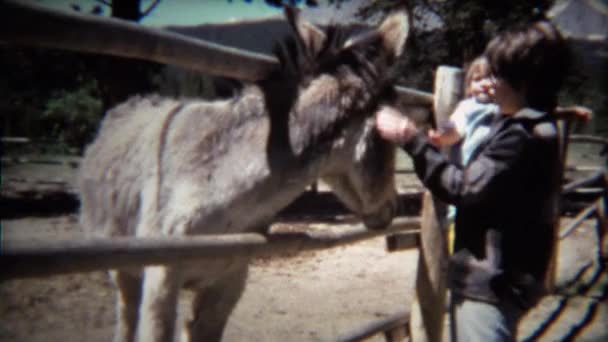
[75,7,409,342]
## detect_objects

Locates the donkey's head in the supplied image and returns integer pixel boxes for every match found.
[275,8,409,229]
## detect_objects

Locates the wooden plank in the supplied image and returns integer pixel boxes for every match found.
[0,217,420,281]
[1,187,423,221]
[546,118,573,291]
[1,137,31,144]
[386,232,420,251]
[337,311,410,342]
[569,134,608,146]
[385,325,408,342]
[410,66,462,342]
[1,0,278,82]
[394,85,434,106]
[1,1,437,104]
[410,193,450,342]
[559,198,601,239]
[597,192,607,260]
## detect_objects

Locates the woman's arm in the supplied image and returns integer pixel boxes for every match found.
[375,106,527,206]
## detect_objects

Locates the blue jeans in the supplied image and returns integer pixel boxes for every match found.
[450,295,525,342]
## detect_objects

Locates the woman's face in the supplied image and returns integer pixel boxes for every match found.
[491,76,525,115]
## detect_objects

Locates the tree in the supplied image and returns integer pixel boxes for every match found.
[71,0,162,21]
[68,0,164,111]
[360,0,554,62]
[228,0,320,8]
[2,1,164,149]
[353,0,555,90]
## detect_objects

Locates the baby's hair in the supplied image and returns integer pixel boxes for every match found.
[463,56,491,97]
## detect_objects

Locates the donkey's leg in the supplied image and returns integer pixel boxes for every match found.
[110,270,142,342]
[133,181,182,342]
[136,266,181,342]
[186,264,249,342]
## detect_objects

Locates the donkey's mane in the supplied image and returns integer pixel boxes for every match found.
[266,23,397,160]
[273,24,373,83]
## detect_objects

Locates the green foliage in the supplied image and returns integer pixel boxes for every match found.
[356,1,608,136]
[1,46,160,154]
[356,0,556,89]
[370,0,553,56]
[42,80,103,151]
[0,46,101,146]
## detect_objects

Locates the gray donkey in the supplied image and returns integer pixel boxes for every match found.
[76,7,409,342]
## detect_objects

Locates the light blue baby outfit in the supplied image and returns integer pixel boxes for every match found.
[447,98,497,220]
[451,97,498,166]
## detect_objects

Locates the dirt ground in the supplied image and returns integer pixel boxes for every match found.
[1,150,607,341]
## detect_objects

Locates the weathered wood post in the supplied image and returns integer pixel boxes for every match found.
[409,66,463,342]
[545,119,573,291]
[599,184,608,260]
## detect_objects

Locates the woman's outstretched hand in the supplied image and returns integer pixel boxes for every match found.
[375,106,418,144]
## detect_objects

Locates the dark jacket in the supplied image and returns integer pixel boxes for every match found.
[402,108,561,308]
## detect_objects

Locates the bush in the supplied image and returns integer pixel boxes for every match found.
[42,79,103,152]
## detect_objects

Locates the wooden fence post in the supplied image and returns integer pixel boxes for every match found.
[410,66,463,342]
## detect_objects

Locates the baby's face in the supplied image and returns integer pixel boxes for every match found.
[470,72,495,103]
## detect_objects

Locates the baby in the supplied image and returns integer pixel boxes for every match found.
[429,56,497,166]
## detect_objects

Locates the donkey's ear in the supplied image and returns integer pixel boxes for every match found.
[284,5,326,57]
[377,11,409,58]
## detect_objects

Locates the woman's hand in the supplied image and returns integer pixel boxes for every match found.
[555,105,593,122]
[375,106,417,144]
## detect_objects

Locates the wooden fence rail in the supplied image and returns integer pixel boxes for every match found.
[569,135,608,147]
[408,65,462,342]
[560,197,604,239]
[1,1,436,109]
[0,217,420,281]
[337,311,410,342]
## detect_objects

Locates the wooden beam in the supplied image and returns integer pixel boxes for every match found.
[597,193,607,260]
[1,137,31,144]
[0,1,279,81]
[386,232,420,251]
[0,217,420,281]
[559,197,601,239]
[1,1,438,110]
[394,86,434,106]
[547,118,574,291]
[337,311,410,342]
[410,66,462,342]
[569,135,608,146]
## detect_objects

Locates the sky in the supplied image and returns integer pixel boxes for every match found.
[29,0,367,26]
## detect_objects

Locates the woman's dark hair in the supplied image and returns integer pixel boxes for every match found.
[484,21,571,112]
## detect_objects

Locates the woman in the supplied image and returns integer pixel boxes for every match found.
[375,21,571,341]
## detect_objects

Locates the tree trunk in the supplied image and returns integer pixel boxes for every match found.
[96,0,154,112]
[111,0,142,21]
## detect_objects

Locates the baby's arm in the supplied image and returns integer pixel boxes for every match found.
[428,121,462,146]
